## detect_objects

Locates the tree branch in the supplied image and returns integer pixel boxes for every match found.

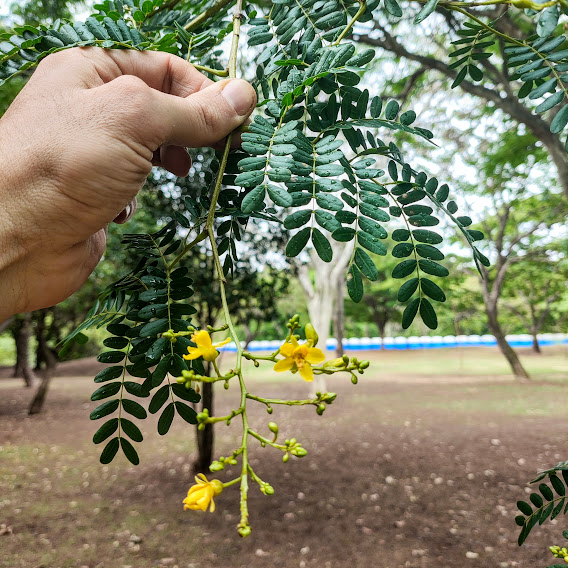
[356,29,568,198]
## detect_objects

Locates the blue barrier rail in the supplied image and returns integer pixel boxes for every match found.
[220,333,568,352]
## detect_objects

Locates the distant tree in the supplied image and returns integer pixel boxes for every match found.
[502,253,568,353]
[466,131,567,379]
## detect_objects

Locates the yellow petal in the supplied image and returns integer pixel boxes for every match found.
[290,336,300,348]
[279,342,295,357]
[209,498,216,513]
[299,363,314,382]
[212,337,231,349]
[305,347,325,364]
[192,330,212,349]
[183,347,203,361]
[273,358,294,372]
[195,494,210,511]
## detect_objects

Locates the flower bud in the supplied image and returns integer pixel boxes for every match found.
[268,422,279,434]
[176,376,186,384]
[359,360,370,369]
[196,411,209,423]
[224,380,229,390]
[267,406,273,414]
[304,323,319,347]
[351,375,358,384]
[210,461,224,472]
[342,354,349,363]
[291,446,307,457]
[283,453,289,463]
[322,392,337,403]
[262,484,275,495]
[323,358,346,370]
[316,403,326,415]
[238,524,252,538]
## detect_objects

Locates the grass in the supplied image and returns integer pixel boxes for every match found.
[217,345,568,383]
[1,346,568,568]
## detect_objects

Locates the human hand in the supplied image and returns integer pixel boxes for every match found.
[0,47,256,319]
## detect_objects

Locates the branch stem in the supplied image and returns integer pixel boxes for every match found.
[184,0,236,32]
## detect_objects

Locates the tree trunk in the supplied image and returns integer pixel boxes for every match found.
[486,307,530,380]
[298,242,353,396]
[28,373,52,415]
[532,333,541,354]
[28,310,58,414]
[333,277,345,358]
[12,314,37,387]
[35,310,58,377]
[377,322,386,351]
[193,367,214,474]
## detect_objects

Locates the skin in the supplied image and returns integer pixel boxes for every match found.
[0,47,257,320]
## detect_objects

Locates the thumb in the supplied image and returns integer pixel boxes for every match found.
[155,78,256,148]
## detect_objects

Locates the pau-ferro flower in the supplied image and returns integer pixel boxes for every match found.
[183,473,223,512]
[183,330,230,362]
[273,336,325,382]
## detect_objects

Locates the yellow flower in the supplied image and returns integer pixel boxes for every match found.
[273,336,325,382]
[183,330,231,362]
[182,473,223,512]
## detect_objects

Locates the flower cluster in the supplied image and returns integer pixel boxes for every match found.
[178,318,366,537]
[550,545,568,563]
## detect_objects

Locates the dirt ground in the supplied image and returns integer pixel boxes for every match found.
[1,348,568,568]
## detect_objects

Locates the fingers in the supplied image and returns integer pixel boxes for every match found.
[39,47,215,96]
[153,78,257,149]
[113,198,138,224]
[159,145,193,176]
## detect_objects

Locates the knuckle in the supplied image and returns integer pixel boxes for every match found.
[38,47,79,70]
[111,74,150,99]
[105,75,153,121]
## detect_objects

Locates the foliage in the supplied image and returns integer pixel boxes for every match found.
[5,0,568,544]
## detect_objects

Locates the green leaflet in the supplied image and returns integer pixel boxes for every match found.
[347,264,364,302]
[267,184,293,206]
[419,298,438,329]
[284,210,312,229]
[392,260,417,278]
[241,185,266,214]
[354,248,378,280]
[312,228,333,262]
[402,298,420,329]
[286,227,311,257]
[420,278,446,302]
[397,278,419,302]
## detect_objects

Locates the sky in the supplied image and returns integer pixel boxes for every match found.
[0,0,9,18]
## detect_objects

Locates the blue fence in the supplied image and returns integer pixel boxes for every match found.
[221,333,568,352]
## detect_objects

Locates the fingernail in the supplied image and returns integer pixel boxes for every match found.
[221,79,256,116]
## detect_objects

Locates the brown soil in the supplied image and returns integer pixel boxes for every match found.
[0,355,567,568]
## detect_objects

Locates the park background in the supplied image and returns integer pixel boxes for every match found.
[1,0,568,566]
